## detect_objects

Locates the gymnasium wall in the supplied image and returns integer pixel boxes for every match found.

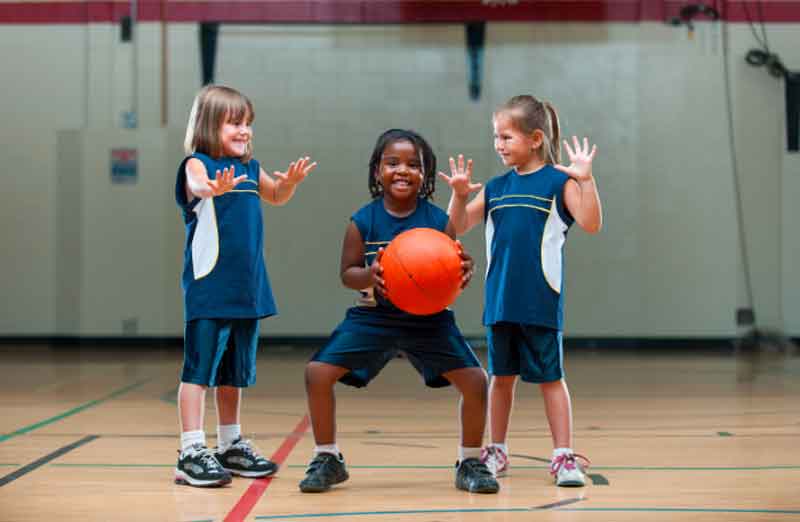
[0,21,797,338]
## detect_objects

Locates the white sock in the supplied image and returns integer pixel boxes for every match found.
[491,442,509,455]
[217,424,241,452]
[314,444,340,457]
[459,446,481,462]
[181,430,205,452]
[553,447,572,459]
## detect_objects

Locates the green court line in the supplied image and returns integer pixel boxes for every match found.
[52,463,173,468]
[256,508,534,520]
[0,464,18,467]
[286,464,800,471]
[557,508,800,515]
[0,378,150,443]
[35,462,800,471]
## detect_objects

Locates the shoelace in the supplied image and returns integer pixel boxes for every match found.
[185,445,223,471]
[462,459,494,477]
[229,438,261,459]
[549,453,590,476]
[306,453,337,475]
[480,447,507,465]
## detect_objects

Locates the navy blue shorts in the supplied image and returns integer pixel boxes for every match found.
[181,318,259,387]
[311,329,481,389]
[487,322,564,383]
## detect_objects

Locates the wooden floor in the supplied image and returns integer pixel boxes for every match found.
[0,342,798,522]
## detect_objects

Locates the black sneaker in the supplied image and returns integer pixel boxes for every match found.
[215,438,279,478]
[298,452,349,493]
[455,458,500,493]
[175,444,232,487]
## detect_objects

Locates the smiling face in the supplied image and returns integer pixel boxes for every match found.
[376,139,424,206]
[220,111,253,159]
[492,112,544,173]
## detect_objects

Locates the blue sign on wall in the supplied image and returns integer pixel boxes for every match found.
[111,148,138,184]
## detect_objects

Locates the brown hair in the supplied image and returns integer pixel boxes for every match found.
[494,95,561,165]
[183,85,255,161]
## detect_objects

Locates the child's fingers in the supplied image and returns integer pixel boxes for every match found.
[303,161,318,175]
[562,139,575,158]
[466,158,473,178]
[436,171,451,183]
[572,135,581,155]
[457,154,464,172]
[449,156,458,176]
[588,144,598,161]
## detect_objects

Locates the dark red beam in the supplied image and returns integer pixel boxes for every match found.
[1,0,799,24]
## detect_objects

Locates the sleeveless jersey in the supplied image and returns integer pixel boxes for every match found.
[344,197,454,333]
[483,166,573,330]
[175,153,277,321]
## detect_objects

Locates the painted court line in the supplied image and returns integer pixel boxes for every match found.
[224,415,310,522]
[558,507,800,515]
[255,499,585,520]
[0,378,150,443]
[0,435,98,487]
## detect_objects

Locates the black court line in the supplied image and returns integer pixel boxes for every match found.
[533,497,587,510]
[361,441,439,449]
[510,453,551,463]
[0,435,98,487]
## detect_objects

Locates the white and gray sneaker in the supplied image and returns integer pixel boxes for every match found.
[175,443,232,487]
[550,453,590,487]
[480,446,509,478]
[216,438,278,478]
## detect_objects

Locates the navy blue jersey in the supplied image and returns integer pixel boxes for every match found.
[175,153,277,321]
[343,197,454,333]
[482,166,573,330]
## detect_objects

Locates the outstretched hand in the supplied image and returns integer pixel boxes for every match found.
[273,156,317,187]
[207,165,247,196]
[455,240,475,289]
[370,248,387,297]
[437,154,482,198]
[554,136,597,182]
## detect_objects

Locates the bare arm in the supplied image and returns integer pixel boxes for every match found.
[340,221,386,295]
[557,136,603,234]
[185,158,247,200]
[438,154,485,235]
[258,156,317,206]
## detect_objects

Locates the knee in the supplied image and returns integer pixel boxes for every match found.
[305,362,338,391]
[491,375,516,391]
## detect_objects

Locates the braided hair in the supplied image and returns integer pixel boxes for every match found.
[367,129,437,200]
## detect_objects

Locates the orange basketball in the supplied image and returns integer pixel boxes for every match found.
[381,228,463,315]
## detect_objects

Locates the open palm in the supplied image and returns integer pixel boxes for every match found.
[554,136,597,182]
[437,154,482,198]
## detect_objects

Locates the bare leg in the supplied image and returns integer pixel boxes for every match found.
[443,367,488,448]
[305,362,349,445]
[540,379,573,449]
[215,386,241,426]
[488,375,517,444]
[178,382,207,432]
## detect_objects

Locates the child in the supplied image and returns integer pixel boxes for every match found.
[174,85,317,487]
[298,129,499,495]
[441,95,602,487]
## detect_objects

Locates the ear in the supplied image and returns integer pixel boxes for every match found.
[530,129,545,150]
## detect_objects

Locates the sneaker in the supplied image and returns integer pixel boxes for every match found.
[175,444,232,487]
[215,438,278,478]
[550,453,590,487]
[480,446,509,478]
[455,458,500,494]
[298,452,349,493]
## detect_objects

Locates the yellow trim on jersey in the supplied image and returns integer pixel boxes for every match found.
[365,250,379,256]
[364,241,390,246]
[239,179,258,187]
[488,203,551,215]
[489,194,552,204]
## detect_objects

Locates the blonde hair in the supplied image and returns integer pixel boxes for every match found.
[494,95,561,165]
[183,85,255,162]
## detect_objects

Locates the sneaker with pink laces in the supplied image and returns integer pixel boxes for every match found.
[480,446,509,478]
[550,453,590,487]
